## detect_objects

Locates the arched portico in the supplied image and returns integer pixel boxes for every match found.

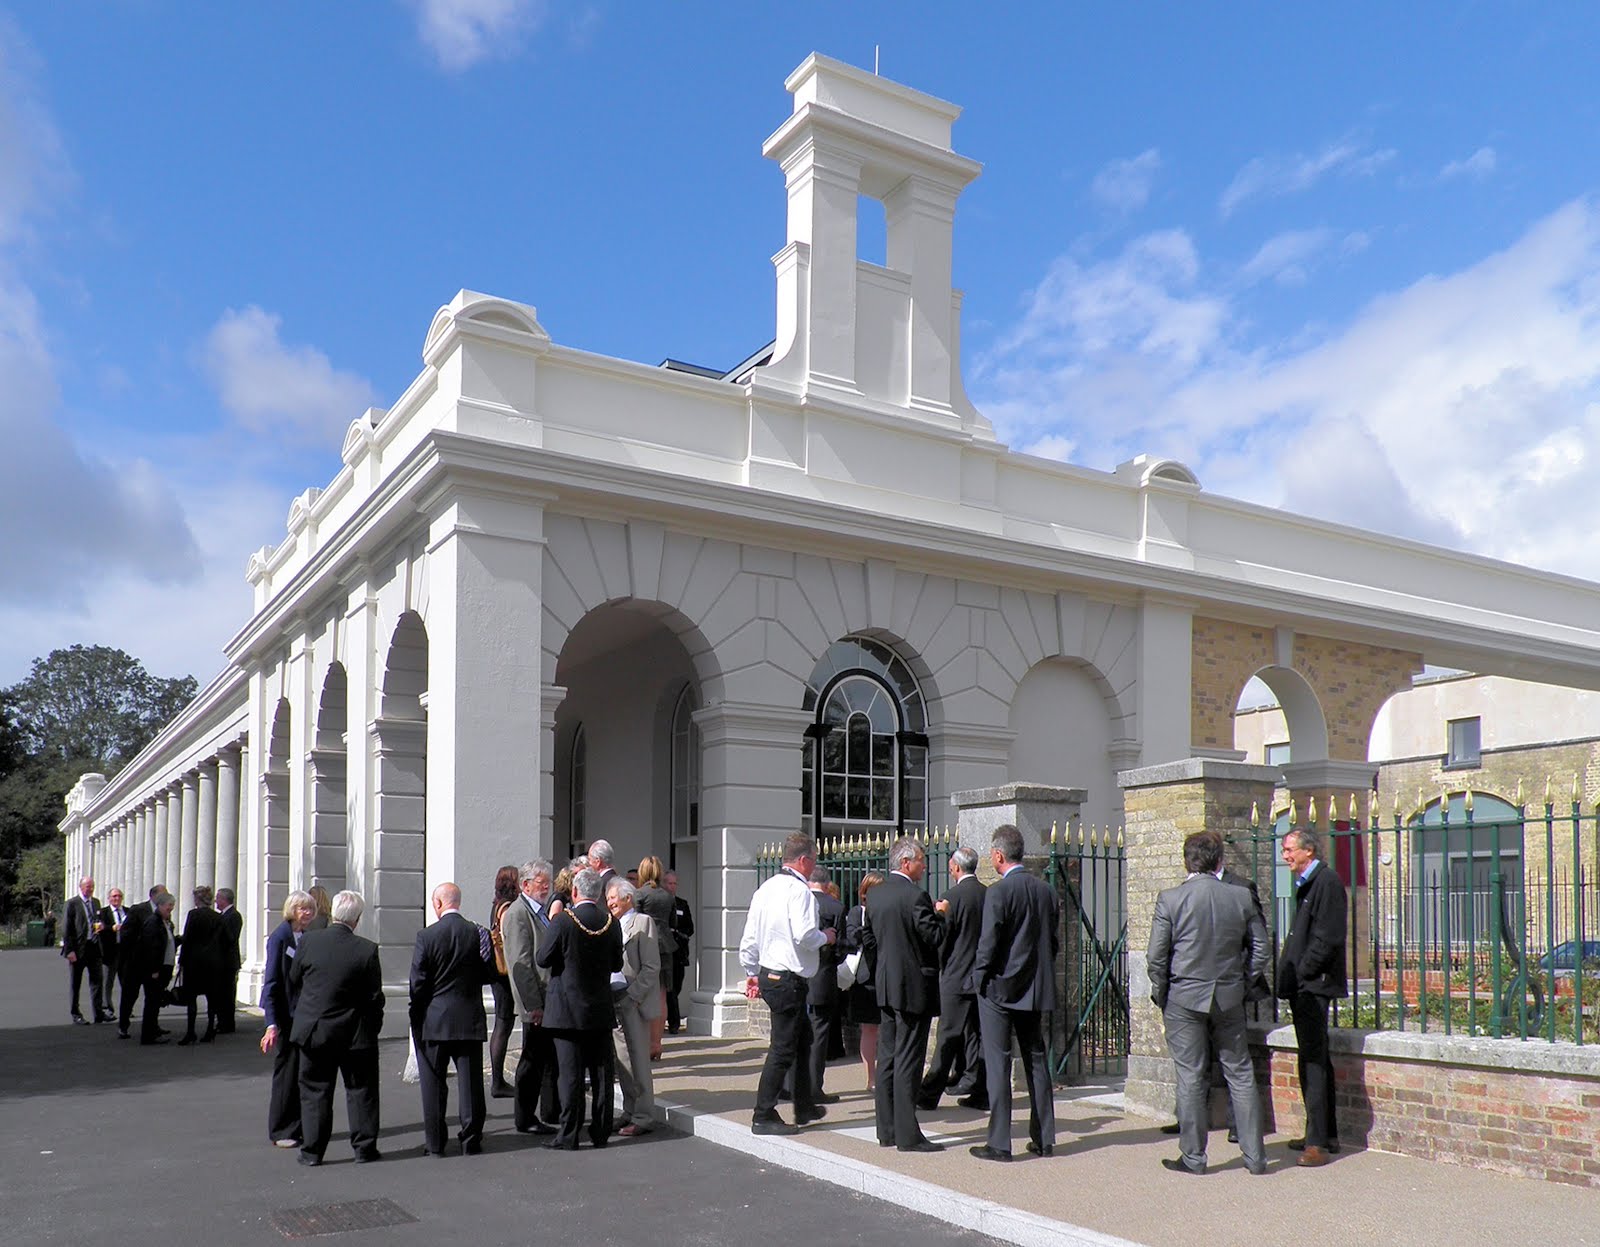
[309,662,349,894]
[372,612,427,985]
[262,699,292,939]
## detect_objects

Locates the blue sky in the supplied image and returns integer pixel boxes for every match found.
[6,3,1600,688]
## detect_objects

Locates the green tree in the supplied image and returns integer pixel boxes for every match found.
[7,645,197,769]
[14,839,64,918]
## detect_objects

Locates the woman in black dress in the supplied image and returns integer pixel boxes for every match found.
[177,885,225,1044]
[842,872,885,1091]
[488,864,519,1098]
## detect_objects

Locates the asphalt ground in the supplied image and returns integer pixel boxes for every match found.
[0,948,998,1247]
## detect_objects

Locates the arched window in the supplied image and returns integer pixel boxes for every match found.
[801,637,928,840]
[671,685,700,842]
[570,725,587,849]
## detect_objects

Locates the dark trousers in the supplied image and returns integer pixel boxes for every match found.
[297,1042,380,1160]
[513,1020,556,1131]
[416,1038,486,1155]
[1290,991,1337,1147]
[217,974,239,1033]
[117,966,142,1034]
[668,952,688,1031]
[978,997,1053,1153]
[140,968,172,1042]
[807,999,836,1097]
[69,949,105,1018]
[922,989,983,1099]
[549,1028,613,1147]
[875,1006,933,1149]
[268,1035,303,1142]
[101,958,120,1015]
[185,985,217,1039]
[489,979,515,1088]
[754,969,813,1119]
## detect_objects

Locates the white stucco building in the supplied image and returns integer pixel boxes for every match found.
[62,55,1600,1035]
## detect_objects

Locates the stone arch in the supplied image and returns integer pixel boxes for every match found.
[1247,665,1330,765]
[373,611,428,983]
[262,698,292,940]
[309,662,349,894]
[1008,657,1123,831]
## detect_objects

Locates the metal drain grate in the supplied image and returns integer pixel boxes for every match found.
[270,1198,419,1239]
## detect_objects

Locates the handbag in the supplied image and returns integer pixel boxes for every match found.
[490,900,510,977]
[836,950,863,991]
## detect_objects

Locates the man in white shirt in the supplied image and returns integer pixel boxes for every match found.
[738,832,836,1136]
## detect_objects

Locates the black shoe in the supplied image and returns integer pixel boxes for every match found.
[1286,1137,1341,1154]
[354,1149,382,1164]
[71,1015,88,1026]
[793,1105,827,1126]
[99,1010,116,1022]
[751,1119,798,1137]
[899,1139,944,1153]
[177,1034,196,1046]
[1159,1122,1181,1135]
[955,1094,988,1110]
[462,1139,483,1156]
[200,1029,216,1044]
[1161,1157,1204,1175]
[816,1092,841,1104]
[141,1036,170,1045]
[158,1027,171,1036]
[916,1095,941,1111]
[297,1154,322,1167]
[969,1144,1012,1162]
[517,1120,557,1135]
[1026,1141,1054,1157]
[1226,1128,1239,1144]
[116,1029,130,1040]
[489,1083,514,1100]
[775,1089,792,1102]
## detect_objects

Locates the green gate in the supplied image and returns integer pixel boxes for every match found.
[1046,824,1129,1081]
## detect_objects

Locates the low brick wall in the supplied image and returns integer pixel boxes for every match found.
[1255,1024,1600,1187]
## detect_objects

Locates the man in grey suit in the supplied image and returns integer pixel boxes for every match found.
[501,858,557,1135]
[968,824,1059,1162]
[1147,830,1270,1176]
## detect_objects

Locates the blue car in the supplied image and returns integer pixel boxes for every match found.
[1538,940,1600,972]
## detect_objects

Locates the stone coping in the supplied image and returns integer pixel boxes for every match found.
[950,783,1088,806]
[1117,758,1282,789]
[1253,1022,1600,1078]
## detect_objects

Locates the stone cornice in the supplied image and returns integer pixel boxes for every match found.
[1118,758,1283,789]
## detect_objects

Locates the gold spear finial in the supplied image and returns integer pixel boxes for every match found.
[1250,800,1260,827]
[1308,796,1319,826]
[1050,821,1058,847]
[1545,775,1552,806]
[1515,777,1524,807]
[1573,774,1582,804]
[1464,789,1475,813]
[1289,798,1299,825]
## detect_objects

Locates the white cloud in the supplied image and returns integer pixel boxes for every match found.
[202,306,375,444]
[1239,228,1337,287]
[0,19,200,623]
[1440,146,1497,182]
[976,198,1600,579]
[1220,139,1395,217]
[408,0,548,72]
[1091,149,1161,214]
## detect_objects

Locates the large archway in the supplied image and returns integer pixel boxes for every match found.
[309,663,349,895]
[262,699,292,940]
[373,612,428,984]
[1007,657,1121,833]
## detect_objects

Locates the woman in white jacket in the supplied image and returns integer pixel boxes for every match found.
[606,878,661,1136]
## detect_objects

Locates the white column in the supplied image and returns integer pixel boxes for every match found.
[215,746,241,900]
[178,771,199,919]
[139,803,155,897]
[341,575,379,910]
[690,700,812,1036]
[163,785,182,897]
[538,685,567,859]
[196,760,218,889]
[151,795,170,894]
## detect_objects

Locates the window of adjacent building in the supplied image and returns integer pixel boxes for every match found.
[671,685,700,843]
[1265,741,1291,767]
[1446,717,1481,768]
[800,636,928,841]
[570,725,587,847]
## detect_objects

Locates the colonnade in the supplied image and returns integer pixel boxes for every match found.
[80,741,248,922]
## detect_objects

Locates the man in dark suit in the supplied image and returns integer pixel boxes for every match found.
[536,868,624,1149]
[969,824,1060,1162]
[410,881,495,1157]
[1148,831,1270,1176]
[1277,827,1348,1168]
[289,889,385,1166]
[132,891,179,1045]
[61,876,107,1024]
[920,847,987,1110]
[801,865,845,1104]
[98,888,128,1019]
[215,887,243,1034]
[586,839,618,895]
[117,885,163,1039]
[500,859,556,1136]
[665,870,694,1034]
[863,836,943,1153]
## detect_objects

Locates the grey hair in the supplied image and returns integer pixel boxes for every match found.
[586,839,614,868]
[607,877,636,902]
[283,889,313,921]
[951,846,979,874]
[153,891,175,908]
[1284,827,1323,859]
[888,836,925,872]
[520,858,553,885]
[331,890,365,927]
[574,869,605,901]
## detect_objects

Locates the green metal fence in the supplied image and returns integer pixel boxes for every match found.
[1230,789,1598,1044]
[753,827,955,903]
[1045,823,1129,1080]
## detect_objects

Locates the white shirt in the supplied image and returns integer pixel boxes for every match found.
[738,867,827,977]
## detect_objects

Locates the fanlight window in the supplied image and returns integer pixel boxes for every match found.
[671,685,700,843]
[801,637,927,838]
